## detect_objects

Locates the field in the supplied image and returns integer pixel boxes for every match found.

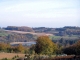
[5,30,53,36]
[0,32,8,36]
[50,35,79,40]
[0,53,25,59]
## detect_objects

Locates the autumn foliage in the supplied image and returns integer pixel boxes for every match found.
[35,36,57,54]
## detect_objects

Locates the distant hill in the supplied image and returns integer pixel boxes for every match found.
[4,26,34,32]
[0,26,53,43]
[0,29,36,43]
[3,26,80,36]
[0,26,80,45]
[33,26,80,36]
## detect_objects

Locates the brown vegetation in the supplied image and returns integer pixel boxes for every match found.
[0,53,25,59]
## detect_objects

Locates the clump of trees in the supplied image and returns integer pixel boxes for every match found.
[1,58,8,60]
[52,38,78,47]
[35,36,58,55]
[4,26,34,32]
[0,43,27,53]
[0,43,10,52]
[63,40,80,55]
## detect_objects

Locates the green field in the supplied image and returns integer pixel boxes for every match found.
[0,32,8,36]
[50,35,79,40]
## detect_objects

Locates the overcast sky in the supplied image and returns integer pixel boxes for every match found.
[0,0,80,28]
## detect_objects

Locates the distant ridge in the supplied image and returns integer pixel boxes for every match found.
[4,26,34,32]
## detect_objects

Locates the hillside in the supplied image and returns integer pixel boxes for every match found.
[33,26,80,46]
[0,29,36,43]
[33,26,80,36]
[4,26,80,36]
[0,26,80,46]
[0,29,53,43]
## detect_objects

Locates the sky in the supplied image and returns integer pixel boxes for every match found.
[0,0,80,28]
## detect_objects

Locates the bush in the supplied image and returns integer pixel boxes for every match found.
[1,58,8,60]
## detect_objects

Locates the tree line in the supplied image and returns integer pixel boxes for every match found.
[0,36,80,55]
[4,26,34,32]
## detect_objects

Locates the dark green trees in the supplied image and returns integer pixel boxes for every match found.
[63,40,80,55]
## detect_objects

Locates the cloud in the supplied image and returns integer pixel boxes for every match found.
[0,0,79,13]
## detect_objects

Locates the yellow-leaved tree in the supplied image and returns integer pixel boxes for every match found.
[35,36,57,55]
[16,44,25,53]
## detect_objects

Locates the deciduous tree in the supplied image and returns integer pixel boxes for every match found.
[35,36,57,54]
